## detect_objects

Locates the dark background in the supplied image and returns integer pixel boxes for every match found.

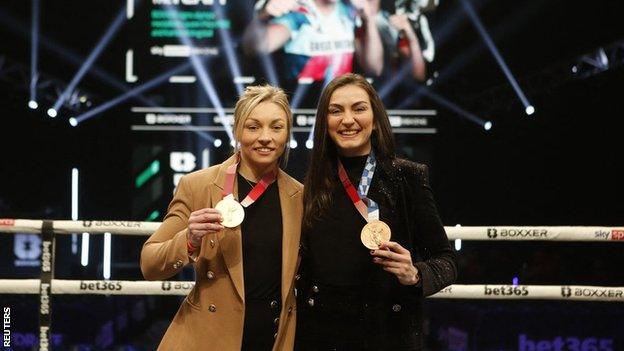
[1,0,623,350]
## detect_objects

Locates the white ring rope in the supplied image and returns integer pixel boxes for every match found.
[0,279,622,302]
[2,219,623,241]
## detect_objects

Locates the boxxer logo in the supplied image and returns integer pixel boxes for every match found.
[561,286,572,297]
[487,228,497,238]
[162,282,172,291]
[487,228,548,239]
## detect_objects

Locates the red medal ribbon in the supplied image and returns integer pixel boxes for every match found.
[337,159,369,221]
[222,155,277,208]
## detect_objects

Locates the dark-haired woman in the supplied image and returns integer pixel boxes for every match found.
[296,73,457,350]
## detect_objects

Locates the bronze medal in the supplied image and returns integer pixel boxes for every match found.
[360,220,391,249]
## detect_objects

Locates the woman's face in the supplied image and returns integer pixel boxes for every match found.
[239,101,289,171]
[326,84,375,157]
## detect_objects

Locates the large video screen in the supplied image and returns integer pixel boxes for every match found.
[126,0,439,220]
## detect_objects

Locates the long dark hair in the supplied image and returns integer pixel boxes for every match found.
[303,73,396,229]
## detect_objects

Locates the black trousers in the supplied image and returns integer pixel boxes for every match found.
[241,298,281,351]
[295,283,422,351]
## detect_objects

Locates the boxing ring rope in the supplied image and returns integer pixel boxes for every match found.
[1,218,623,350]
[0,279,622,302]
[2,218,623,241]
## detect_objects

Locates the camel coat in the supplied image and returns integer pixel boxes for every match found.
[141,155,303,350]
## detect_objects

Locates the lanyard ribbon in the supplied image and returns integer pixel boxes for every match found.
[222,155,277,207]
[337,151,379,222]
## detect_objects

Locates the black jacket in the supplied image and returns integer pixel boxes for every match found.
[297,158,457,350]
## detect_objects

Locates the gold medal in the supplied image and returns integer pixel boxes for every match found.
[215,198,245,228]
[360,220,391,249]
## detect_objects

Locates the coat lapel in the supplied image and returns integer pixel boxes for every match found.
[277,170,302,306]
[210,155,245,302]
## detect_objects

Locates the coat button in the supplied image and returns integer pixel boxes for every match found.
[312,285,319,293]
[288,306,293,314]
[210,239,215,248]
[307,298,314,307]
[172,259,183,269]
[274,317,280,325]
[273,332,278,339]
[206,271,215,280]
[270,300,278,309]
[295,274,301,281]
[392,304,402,312]
[209,304,217,312]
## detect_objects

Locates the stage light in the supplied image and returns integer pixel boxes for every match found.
[525,105,535,115]
[0,9,167,109]
[484,121,492,130]
[306,140,314,149]
[214,139,222,147]
[69,117,78,127]
[51,6,127,113]
[103,232,111,279]
[512,276,519,286]
[30,0,39,107]
[290,139,298,149]
[47,108,57,117]
[28,100,38,109]
[454,239,462,251]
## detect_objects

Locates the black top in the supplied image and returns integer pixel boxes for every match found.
[302,154,374,287]
[239,173,283,350]
[238,173,282,300]
[297,157,458,350]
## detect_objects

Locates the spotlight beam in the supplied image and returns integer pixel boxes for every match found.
[0,7,162,109]
[290,83,310,110]
[417,86,488,127]
[397,0,544,110]
[378,62,414,101]
[166,5,234,141]
[460,0,532,111]
[259,53,279,86]
[213,2,244,94]
[74,62,192,124]
[52,6,127,113]
[30,0,39,105]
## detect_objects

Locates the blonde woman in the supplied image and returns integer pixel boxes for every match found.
[141,85,303,350]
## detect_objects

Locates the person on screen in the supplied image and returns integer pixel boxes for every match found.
[370,0,429,81]
[244,0,384,81]
[295,73,457,350]
[140,85,303,350]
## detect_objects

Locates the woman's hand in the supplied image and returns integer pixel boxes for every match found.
[187,208,224,247]
[371,241,420,286]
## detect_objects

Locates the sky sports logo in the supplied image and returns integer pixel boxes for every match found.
[0,219,15,226]
[611,230,624,240]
